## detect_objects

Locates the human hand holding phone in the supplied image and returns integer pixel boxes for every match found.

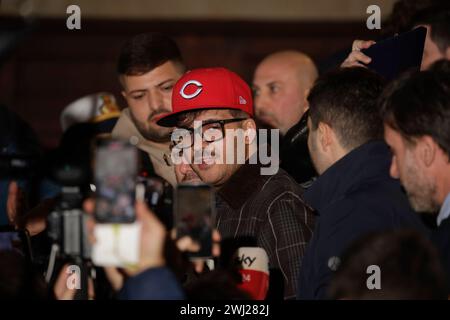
[84,197,167,291]
[172,228,221,273]
[342,28,427,79]
[341,40,376,68]
[90,139,142,267]
[174,183,216,259]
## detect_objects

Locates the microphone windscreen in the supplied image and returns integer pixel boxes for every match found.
[233,247,270,300]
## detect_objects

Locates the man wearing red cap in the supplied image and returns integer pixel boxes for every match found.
[158,67,314,299]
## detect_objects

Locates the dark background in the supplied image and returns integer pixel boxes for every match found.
[0,17,378,148]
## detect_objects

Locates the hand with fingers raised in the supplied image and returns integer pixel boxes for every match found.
[341,40,376,68]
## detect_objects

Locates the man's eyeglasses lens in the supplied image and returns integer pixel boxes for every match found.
[170,118,246,150]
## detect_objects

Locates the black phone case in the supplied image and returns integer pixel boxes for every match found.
[175,184,215,258]
[362,26,427,80]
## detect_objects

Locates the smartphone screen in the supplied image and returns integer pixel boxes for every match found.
[137,175,173,229]
[175,183,215,258]
[94,139,137,223]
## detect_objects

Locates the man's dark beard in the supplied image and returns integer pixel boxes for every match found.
[130,111,172,143]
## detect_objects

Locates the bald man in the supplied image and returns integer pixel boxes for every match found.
[253,51,318,135]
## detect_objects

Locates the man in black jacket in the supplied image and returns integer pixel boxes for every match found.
[252,51,319,187]
[297,67,428,299]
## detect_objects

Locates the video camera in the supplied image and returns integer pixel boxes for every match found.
[47,162,91,261]
[44,160,93,301]
[46,138,173,264]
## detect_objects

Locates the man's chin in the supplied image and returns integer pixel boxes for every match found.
[256,117,277,130]
[138,125,172,142]
[182,177,202,183]
[193,164,218,182]
[408,194,438,214]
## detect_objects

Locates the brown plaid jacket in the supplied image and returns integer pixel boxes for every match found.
[216,163,315,299]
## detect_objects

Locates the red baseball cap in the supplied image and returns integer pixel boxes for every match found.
[156,67,253,127]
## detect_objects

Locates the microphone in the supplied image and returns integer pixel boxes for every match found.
[233,247,270,300]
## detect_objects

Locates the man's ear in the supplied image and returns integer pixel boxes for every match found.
[418,135,437,167]
[243,118,257,145]
[304,88,310,98]
[121,90,127,99]
[445,47,450,60]
[302,89,310,112]
[318,122,333,152]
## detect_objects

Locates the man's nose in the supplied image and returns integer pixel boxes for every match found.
[255,93,270,115]
[147,90,164,111]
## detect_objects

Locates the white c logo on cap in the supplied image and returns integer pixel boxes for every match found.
[180,80,203,99]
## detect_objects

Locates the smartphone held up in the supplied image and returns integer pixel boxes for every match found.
[90,138,217,267]
[175,182,216,259]
[91,139,141,268]
[94,139,137,224]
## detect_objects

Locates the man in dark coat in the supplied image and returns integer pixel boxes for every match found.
[380,60,450,294]
[297,67,428,299]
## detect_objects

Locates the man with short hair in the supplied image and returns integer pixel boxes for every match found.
[253,51,318,135]
[297,67,427,299]
[112,33,186,186]
[158,67,314,299]
[380,59,450,293]
[253,51,319,185]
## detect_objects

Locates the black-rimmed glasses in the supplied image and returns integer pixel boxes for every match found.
[170,118,247,150]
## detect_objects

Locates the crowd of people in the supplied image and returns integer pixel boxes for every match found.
[0,1,449,300]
